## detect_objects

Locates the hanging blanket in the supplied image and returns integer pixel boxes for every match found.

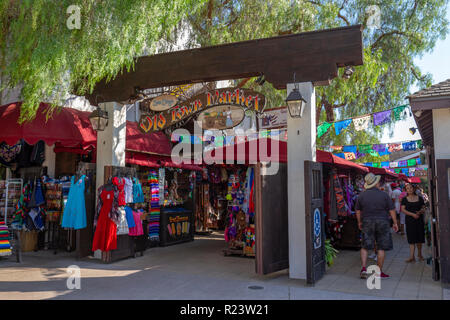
[333,173,349,217]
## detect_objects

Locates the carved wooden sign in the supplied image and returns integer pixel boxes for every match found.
[139,87,265,133]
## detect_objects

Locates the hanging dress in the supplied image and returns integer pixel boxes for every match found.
[61,175,87,230]
[92,188,118,252]
[123,177,133,204]
[132,177,145,203]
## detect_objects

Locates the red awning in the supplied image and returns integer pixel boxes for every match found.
[0,102,96,149]
[398,174,412,183]
[204,138,287,164]
[125,122,202,171]
[316,150,369,173]
[125,152,161,168]
[125,121,171,168]
[409,177,422,184]
[125,121,172,156]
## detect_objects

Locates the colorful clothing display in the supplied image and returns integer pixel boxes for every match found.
[132,177,145,203]
[92,188,118,252]
[0,221,12,256]
[332,173,350,216]
[123,177,133,204]
[61,175,87,230]
[116,207,129,235]
[0,141,22,167]
[124,206,136,228]
[112,177,126,206]
[148,171,160,241]
[129,210,144,236]
[94,184,120,227]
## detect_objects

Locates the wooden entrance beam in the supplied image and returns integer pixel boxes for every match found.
[84,25,363,105]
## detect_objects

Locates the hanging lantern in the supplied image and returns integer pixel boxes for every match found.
[286,73,307,118]
[89,106,109,131]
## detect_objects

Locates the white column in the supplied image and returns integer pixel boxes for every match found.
[42,144,56,178]
[94,101,126,259]
[95,102,127,192]
[287,82,316,280]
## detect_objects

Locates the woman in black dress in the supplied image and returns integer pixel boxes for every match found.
[401,184,426,263]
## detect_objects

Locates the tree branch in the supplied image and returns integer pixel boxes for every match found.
[409,0,418,21]
[371,30,414,50]
[411,67,427,82]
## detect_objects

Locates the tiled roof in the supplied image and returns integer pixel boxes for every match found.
[409,78,450,100]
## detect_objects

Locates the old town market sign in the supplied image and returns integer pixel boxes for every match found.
[139,87,266,133]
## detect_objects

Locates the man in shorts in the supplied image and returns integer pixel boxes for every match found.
[356,173,398,279]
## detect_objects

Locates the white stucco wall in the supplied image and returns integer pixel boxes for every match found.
[433,108,450,160]
[287,82,316,280]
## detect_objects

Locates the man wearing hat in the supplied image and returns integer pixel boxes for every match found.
[356,173,399,279]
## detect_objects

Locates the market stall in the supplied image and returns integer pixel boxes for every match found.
[317,150,370,249]
[0,102,97,261]
[199,137,287,259]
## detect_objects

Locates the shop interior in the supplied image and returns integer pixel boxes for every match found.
[0,140,257,265]
[194,164,256,258]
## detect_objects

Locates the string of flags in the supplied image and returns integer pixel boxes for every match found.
[362,157,422,169]
[317,105,411,138]
[324,140,423,161]
[170,129,287,146]
[386,167,427,177]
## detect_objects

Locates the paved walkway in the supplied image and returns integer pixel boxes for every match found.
[0,231,446,300]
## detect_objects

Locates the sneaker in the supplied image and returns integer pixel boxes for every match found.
[380,272,390,279]
[360,267,368,279]
[368,253,377,260]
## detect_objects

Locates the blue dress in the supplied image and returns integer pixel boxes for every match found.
[62,175,87,230]
[133,178,145,203]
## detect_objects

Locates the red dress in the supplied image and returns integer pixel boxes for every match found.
[112,177,126,206]
[92,190,117,252]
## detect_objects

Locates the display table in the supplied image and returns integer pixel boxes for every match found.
[159,206,194,246]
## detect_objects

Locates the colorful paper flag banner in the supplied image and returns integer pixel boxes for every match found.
[320,140,422,156]
[317,105,412,137]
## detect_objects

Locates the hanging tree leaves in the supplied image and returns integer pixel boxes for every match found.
[0,0,206,122]
[186,0,449,154]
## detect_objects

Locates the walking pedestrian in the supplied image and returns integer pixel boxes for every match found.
[391,183,404,235]
[401,183,426,262]
[356,173,398,279]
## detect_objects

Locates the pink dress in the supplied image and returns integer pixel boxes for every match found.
[129,210,143,236]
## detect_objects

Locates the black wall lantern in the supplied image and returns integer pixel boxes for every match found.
[89,105,109,131]
[286,73,307,118]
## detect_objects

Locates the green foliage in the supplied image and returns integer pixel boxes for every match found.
[188,0,449,147]
[0,0,206,122]
[325,239,339,267]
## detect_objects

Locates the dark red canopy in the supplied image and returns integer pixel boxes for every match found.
[204,138,287,164]
[0,102,96,149]
[398,174,412,183]
[409,177,422,184]
[316,150,369,173]
[125,121,172,156]
[125,121,202,171]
